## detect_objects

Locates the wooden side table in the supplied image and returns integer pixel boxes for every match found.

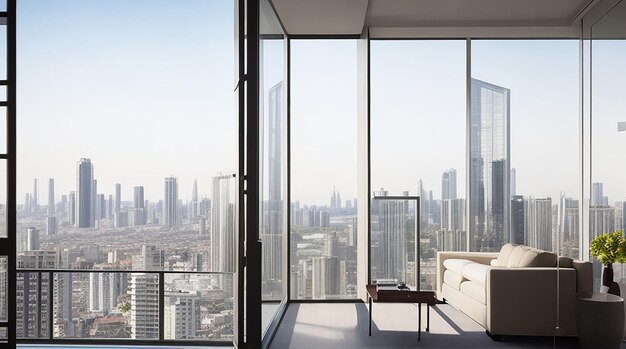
[366,284,438,341]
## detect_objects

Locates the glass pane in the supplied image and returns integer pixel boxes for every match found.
[371,40,466,291]
[290,40,358,299]
[0,327,6,343]
[164,273,233,340]
[0,256,6,322]
[0,25,5,81]
[471,40,579,255]
[259,0,286,334]
[590,0,626,291]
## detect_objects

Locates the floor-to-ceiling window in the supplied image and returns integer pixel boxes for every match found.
[259,0,287,336]
[370,40,466,290]
[470,40,579,257]
[589,0,626,291]
[290,39,358,300]
[17,0,236,342]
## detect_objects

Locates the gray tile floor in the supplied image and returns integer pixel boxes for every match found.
[269,302,626,349]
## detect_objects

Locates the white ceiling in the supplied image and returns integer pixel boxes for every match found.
[270,0,595,36]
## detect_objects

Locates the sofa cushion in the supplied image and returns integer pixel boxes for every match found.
[443,270,465,290]
[460,280,486,305]
[443,259,476,275]
[506,246,530,267]
[518,249,557,267]
[496,243,518,267]
[461,263,491,287]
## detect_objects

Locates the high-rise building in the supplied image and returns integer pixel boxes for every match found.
[210,174,236,273]
[129,246,160,339]
[526,198,553,251]
[47,178,55,215]
[163,177,178,228]
[90,179,98,227]
[46,216,57,235]
[68,191,76,226]
[76,158,94,228]
[261,81,284,298]
[89,264,127,313]
[16,227,40,253]
[469,79,510,252]
[441,198,465,232]
[510,195,525,245]
[32,178,39,213]
[115,183,121,212]
[591,182,606,206]
[510,168,517,196]
[312,256,340,299]
[442,169,457,200]
[190,179,199,223]
[133,186,145,226]
[0,257,6,323]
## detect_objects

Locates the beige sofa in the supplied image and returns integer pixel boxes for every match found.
[436,244,593,337]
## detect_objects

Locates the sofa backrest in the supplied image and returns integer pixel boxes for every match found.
[497,243,556,268]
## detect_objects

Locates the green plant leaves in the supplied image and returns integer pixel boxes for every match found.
[590,230,626,266]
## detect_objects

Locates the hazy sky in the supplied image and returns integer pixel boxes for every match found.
[14,1,626,207]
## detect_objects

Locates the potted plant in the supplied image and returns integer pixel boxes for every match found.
[590,230,626,296]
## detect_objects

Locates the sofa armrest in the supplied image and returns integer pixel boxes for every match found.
[486,267,578,336]
[436,251,499,297]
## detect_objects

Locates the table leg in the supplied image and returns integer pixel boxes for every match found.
[369,296,372,336]
[418,302,421,341]
[427,304,430,332]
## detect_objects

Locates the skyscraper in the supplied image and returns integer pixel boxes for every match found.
[510,168,517,196]
[442,169,457,200]
[163,177,178,228]
[68,191,76,227]
[32,178,39,213]
[510,195,525,245]
[591,182,608,206]
[47,178,55,215]
[371,189,408,283]
[90,179,98,227]
[190,179,199,223]
[76,158,94,228]
[261,81,284,298]
[211,174,236,273]
[133,186,145,226]
[469,79,510,252]
[115,183,121,212]
[526,198,553,251]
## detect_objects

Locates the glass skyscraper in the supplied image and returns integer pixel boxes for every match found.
[469,79,510,252]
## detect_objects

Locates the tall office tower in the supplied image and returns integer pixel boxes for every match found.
[190,179,199,223]
[76,158,94,228]
[48,178,55,215]
[133,186,145,226]
[107,194,113,219]
[590,206,615,239]
[330,186,336,208]
[90,179,98,226]
[16,250,57,338]
[46,216,57,235]
[469,79,510,252]
[33,178,39,213]
[417,180,429,227]
[298,259,312,299]
[371,189,408,282]
[164,291,201,339]
[526,198,553,251]
[17,227,40,252]
[441,198,465,231]
[319,210,330,227]
[24,193,31,215]
[349,218,357,246]
[510,168,517,196]
[510,195,525,245]
[199,217,207,235]
[436,230,467,252]
[312,256,340,299]
[95,193,105,221]
[326,232,339,257]
[591,182,604,206]
[211,174,236,273]
[132,245,162,271]
[442,169,457,200]
[114,183,121,212]
[615,202,626,234]
[68,191,76,226]
[163,177,178,228]
[337,192,342,209]
[260,81,285,298]
[60,194,67,216]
